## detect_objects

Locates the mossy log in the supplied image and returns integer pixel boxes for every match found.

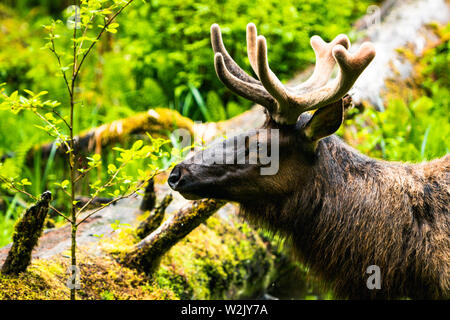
[0,209,278,299]
[1,191,51,275]
[26,108,194,164]
[124,198,226,273]
[136,193,173,239]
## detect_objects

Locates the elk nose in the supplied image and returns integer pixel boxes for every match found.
[168,165,182,189]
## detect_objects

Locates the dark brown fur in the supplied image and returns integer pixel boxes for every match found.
[240,132,450,299]
[170,112,449,299]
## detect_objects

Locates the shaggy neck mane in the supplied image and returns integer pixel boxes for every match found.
[240,135,449,299]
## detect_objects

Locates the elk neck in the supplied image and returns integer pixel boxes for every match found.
[240,134,449,298]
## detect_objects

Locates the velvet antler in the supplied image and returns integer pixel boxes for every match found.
[212,23,375,124]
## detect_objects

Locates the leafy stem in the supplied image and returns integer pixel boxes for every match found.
[0,175,71,223]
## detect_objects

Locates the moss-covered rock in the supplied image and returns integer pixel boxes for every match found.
[150,216,274,299]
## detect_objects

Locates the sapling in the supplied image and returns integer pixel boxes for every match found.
[0,0,173,300]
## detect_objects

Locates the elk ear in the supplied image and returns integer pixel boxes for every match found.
[302,100,344,142]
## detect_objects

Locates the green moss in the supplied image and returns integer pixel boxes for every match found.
[0,248,178,300]
[103,210,276,300]
[75,253,176,300]
[1,192,51,275]
[151,216,274,299]
[1,209,276,300]
[0,259,68,299]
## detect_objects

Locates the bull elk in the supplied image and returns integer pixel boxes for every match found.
[168,23,450,299]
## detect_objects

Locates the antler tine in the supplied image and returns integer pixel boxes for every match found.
[256,35,290,105]
[256,35,309,123]
[214,53,277,111]
[211,24,260,85]
[211,23,277,111]
[246,23,259,76]
[294,34,350,93]
[255,32,374,124]
[210,23,375,125]
[289,42,376,112]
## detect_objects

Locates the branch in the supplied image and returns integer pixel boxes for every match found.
[73,0,135,83]
[74,195,113,209]
[0,175,71,223]
[75,160,128,216]
[123,198,226,273]
[49,37,72,99]
[76,173,157,227]
[136,193,173,239]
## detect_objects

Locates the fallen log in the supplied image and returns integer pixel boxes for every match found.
[136,193,173,239]
[26,108,194,164]
[123,198,226,273]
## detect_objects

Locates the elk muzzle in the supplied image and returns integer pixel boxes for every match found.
[168,164,210,200]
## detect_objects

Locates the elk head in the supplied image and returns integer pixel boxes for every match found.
[168,23,375,203]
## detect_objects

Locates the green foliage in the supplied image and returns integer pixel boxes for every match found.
[351,96,449,161]
[0,1,173,299]
[0,0,376,131]
[343,27,450,162]
[114,0,376,120]
[0,1,171,209]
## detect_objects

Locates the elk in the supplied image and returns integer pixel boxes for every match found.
[168,23,450,299]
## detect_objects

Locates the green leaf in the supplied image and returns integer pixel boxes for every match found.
[20,178,32,186]
[108,164,117,173]
[132,140,143,150]
[61,180,69,189]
